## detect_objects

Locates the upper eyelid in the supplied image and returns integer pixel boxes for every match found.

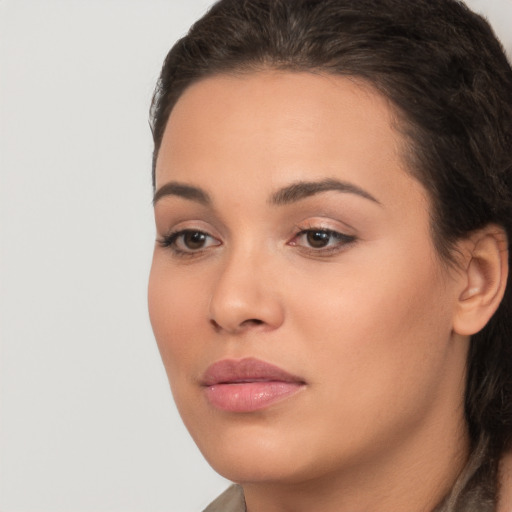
[155,204,358,237]
[153,206,224,232]
[293,218,356,234]
[157,219,222,238]
[296,227,348,235]
[163,228,219,243]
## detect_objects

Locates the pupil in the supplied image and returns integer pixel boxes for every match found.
[184,231,206,249]
[307,231,330,248]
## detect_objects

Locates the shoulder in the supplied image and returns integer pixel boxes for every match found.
[203,484,246,512]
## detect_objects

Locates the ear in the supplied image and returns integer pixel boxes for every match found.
[453,225,509,336]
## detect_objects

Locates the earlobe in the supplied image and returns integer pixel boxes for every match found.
[453,225,509,336]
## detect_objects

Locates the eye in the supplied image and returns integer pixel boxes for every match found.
[158,229,221,255]
[303,230,334,248]
[290,228,356,252]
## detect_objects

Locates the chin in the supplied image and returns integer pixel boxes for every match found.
[207,452,314,486]
[189,419,334,486]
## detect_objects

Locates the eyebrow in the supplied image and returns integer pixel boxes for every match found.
[153,177,380,207]
[153,182,211,206]
[269,178,380,206]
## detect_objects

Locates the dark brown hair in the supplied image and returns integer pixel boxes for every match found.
[150,1,512,508]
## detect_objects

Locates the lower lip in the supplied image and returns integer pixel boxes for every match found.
[204,381,304,412]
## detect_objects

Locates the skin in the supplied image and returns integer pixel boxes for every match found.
[149,71,474,512]
[499,453,512,512]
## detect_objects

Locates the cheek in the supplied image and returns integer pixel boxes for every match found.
[148,258,206,376]
[289,243,455,403]
[268,255,458,468]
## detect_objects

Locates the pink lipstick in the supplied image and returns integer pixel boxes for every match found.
[201,358,306,412]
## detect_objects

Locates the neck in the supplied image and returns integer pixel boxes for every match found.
[242,397,470,512]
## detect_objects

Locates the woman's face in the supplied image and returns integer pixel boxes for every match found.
[148,71,469,485]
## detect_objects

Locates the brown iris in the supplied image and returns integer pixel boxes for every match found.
[183,231,208,250]
[306,230,331,248]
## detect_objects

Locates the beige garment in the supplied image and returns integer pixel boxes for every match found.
[202,462,506,512]
[203,484,246,512]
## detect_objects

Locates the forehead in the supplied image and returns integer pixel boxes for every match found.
[155,70,424,211]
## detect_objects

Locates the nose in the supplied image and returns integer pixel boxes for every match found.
[208,248,285,334]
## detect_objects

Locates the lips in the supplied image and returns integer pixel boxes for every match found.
[201,358,306,412]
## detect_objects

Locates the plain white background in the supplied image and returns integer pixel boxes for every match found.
[0,1,511,511]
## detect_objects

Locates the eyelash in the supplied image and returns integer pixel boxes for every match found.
[157,229,220,257]
[289,228,356,255]
[157,227,356,258]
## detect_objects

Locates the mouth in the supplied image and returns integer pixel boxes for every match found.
[201,357,306,412]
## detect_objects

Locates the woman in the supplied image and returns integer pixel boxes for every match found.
[147,0,512,510]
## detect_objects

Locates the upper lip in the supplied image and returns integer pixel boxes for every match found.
[201,357,305,386]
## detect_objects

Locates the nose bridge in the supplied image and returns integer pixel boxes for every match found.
[208,239,284,333]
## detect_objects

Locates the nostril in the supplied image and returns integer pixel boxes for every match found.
[241,319,264,326]
[210,319,222,331]
[209,317,265,333]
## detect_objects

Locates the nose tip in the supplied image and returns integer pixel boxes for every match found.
[208,259,284,335]
[209,293,284,334]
